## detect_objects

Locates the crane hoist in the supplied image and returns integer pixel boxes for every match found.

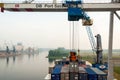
[64,0,93,62]
[63,0,93,25]
[66,0,106,70]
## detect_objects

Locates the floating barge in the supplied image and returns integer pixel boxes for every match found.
[45,59,107,80]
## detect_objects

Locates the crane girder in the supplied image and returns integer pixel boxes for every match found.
[0,3,120,12]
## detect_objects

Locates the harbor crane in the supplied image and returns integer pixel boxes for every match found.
[1,0,120,80]
[86,27,102,63]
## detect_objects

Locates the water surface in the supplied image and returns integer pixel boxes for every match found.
[0,52,50,80]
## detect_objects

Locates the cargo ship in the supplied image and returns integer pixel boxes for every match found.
[45,49,108,80]
[44,1,108,79]
[45,32,108,80]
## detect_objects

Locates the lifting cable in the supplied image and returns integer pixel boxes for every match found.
[69,21,72,50]
[77,22,80,54]
[69,21,75,50]
[72,21,75,50]
[69,21,80,52]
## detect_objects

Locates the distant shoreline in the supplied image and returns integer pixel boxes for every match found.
[0,52,21,58]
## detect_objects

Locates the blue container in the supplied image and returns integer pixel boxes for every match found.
[91,68,107,80]
[85,68,97,80]
[79,67,88,80]
[51,65,62,80]
[79,73,88,80]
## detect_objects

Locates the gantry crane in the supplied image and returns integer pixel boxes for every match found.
[1,0,120,80]
[0,1,120,12]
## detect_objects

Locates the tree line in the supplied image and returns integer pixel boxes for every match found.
[48,47,69,58]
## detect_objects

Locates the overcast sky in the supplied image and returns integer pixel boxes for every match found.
[0,0,120,49]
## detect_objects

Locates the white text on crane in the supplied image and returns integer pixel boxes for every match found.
[36,4,63,8]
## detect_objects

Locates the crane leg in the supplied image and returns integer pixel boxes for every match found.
[107,11,114,80]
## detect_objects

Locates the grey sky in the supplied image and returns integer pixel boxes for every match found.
[0,0,120,49]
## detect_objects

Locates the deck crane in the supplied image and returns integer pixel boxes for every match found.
[86,26,107,70]
[1,0,120,80]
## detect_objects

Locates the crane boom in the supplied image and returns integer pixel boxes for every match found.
[86,26,96,52]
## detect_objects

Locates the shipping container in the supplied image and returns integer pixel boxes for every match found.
[79,64,87,68]
[69,62,79,72]
[69,72,78,80]
[74,62,79,72]
[90,68,107,80]
[49,64,55,74]
[78,67,88,80]
[79,67,86,71]
[69,62,73,72]
[79,60,86,65]
[51,65,62,80]
[69,62,79,80]
[103,70,108,74]
[62,60,69,65]
[55,60,63,65]
[61,65,69,80]
[85,68,97,80]
[49,67,54,74]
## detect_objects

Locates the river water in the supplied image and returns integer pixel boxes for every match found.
[0,51,52,80]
